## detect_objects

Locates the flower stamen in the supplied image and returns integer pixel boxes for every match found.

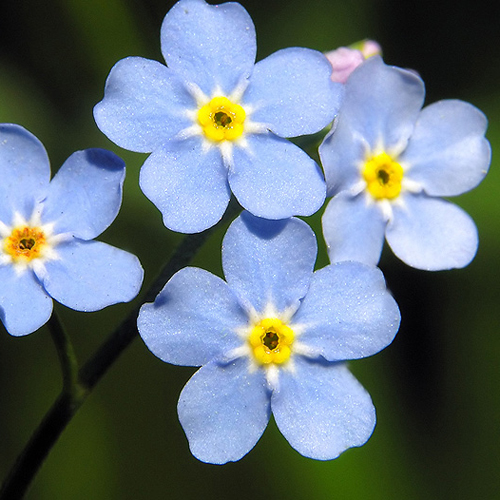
[249,317,294,365]
[3,226,47,263]
[363,151,404,200]
[198,96,246,142]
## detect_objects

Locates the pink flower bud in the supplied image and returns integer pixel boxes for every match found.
[325,47,364,83]
[325,40,382,83]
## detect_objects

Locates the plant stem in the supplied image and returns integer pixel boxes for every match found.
[46,311,81,396]
[0,199,240,500]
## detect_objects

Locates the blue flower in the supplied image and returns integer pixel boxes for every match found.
[94,0,342,233]
[319,56,491,271]
[0,124,144,336]
[138,212,400,463]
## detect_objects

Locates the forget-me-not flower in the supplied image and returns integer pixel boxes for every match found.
[94,0,342,233]
[138,212,400,464]
[0,124,144,336]
[319,56,491,271]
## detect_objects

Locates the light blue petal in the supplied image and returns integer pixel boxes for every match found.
[386,193,478,270]
[0,265,53,336]
[340,56,425,152]
[39,240,143,311]
[178,358,270,464]
[138,267,247,367]
[222,213,316,314]
[319,119,366,196]
[400,100,491,196]
[322,192,386,266]
[161,0,256,96]
[321,57,425,196]
[94,57,194,153]
[293,262,400,360]
[229,134,326,219]
[244,48,342,137]
[139,139,230,233]
[272,359,376,460]
[41,149,125,240]
[0,124,50,222]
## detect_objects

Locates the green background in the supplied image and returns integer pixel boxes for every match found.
[0,0,499,498]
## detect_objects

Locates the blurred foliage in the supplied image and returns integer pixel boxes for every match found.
[0,0,499,499]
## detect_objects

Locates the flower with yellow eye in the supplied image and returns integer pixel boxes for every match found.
[0,124,143,336]
[319,56,491,271]
[138,212,400,464]
[94,0,342,234]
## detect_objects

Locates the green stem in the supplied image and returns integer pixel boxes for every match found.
[46,311,81,396]
[0,199,241,500]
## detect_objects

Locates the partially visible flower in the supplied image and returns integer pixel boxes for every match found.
[94,0,342,234]
[319,56,491,271]
[138,212,400,464]
[325,39,382,83]
[0,124,144,336]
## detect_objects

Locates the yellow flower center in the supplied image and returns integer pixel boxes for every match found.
[249,318,294,365]
[362,152,404,200]
[197,96,246,142]
[3,226,47,263]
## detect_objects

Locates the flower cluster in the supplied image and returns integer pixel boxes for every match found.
[1,0,491,471]
[122,0,487,463]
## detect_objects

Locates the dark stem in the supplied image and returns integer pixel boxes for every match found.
[46,311,80,395]
[0,199,241,500]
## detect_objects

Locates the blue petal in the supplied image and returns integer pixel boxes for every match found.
[222,213,316,314]
[322,192,386,266]
[178,358,270,464]
[41,149,125,240]
[386,193,478,270]
[400,100,491,196]
[138,267,247,367]
[340,56,425,151]
[319,120,366,196]
[229,134,326,219]
[39,239,143,311]
[94,57,194,153]
[272,359,376,460]
[244,48,342,137]
[139,139,230,233]
[0,124,50,222]
[0,265,53,336]
[293,262,400,360]
[161,0,256,96]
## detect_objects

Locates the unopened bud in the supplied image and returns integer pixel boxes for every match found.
[325,40,382,83]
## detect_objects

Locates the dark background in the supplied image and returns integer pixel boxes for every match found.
[0,0,499,498]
